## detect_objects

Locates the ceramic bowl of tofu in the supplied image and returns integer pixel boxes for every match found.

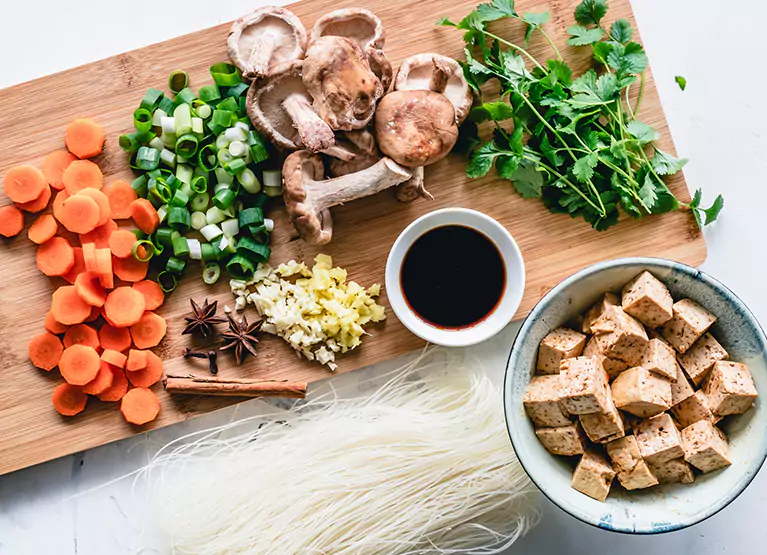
[504,257,767,534]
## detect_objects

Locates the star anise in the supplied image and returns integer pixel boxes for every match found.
[182,299,226,337]
[220,313,263,365]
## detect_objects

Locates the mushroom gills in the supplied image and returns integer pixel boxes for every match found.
[310,8,385,50]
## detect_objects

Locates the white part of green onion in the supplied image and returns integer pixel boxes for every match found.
[215,134,231,150]
[160,116,176,135]
[222,218,240,238]
[201,224,224,242]
[234,121,250,133]
[157,205,169,223]
[238,168,261,194]
[218,234,230,251]
[187,238,202,260]
[214,183,230,194]
[264,218,275,232]
[151,109,168,127]
[217,149,234,166]
[225,126,248,143]
[160,149,177,167]
[243,149,252,165]
[222,206,236,218]
[161,131,177,148]
[262,169,282,188]
[228,140,247,158]
[174,103,192,136]
[197,104,212,120]
[192,117,204,135]
[206,206,227,225]
[149,136,165,152]
[191,211,207,230]
[176,164,194,185]
[263,186,282,198]
[214,167,234,185]
[194,165,209,179]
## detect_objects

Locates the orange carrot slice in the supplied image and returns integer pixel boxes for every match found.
[65,118,105,159]
[28,214,58,244]
[86,305,102,322]
[95,248,114,289]
[132,280,164,311]
[81,361,115,395]
[44,311,69,335]
[63,324,100,349]
[62,160,103,195]
[97,366,129,402]
[109,229,137,258]
[79,219,117,248]
[104,287,146,327]
[59,344,101,385]
[52,383,87,416]
[0,205,24,238]
[61,247,86,284]
[130,311,166,349]
[17,185,52,213]
[74,271,107,307]
[130,199,159,234]
[51,285,92,325]
[98,325,132,352]
[4,165,47,204]
[36,237,75,277]
[101,349,127,369]
[127,351,163,388]
[126,349,148,372]
[28,332,64,371]
[52,190,69,223]
[120,387,160,425]
[104,180,138,220]
[59,194,100,234]
[77,188,110,227]
[113,255,148,282]
[42,150,78,191]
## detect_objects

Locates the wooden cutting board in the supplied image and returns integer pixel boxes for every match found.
[0,0,705,476]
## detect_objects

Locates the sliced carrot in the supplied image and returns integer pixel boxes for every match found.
[52,190,69,223]
[65,118,105,159]
[101,349,127,369]
[28,332,64,371]
[82,242,97,272]
[128,351,163,388]
[79,219,117,248]
[59,344,100,385]
[44,311,69,335]
[52,383,87,416]
[109,229,137,258]
[126,349,148,372]
[42,150,78,191]
[36,237,75,277]
[62,247,86,284]
[28,214,58,244]
[86,305,102,322]
[121,387,160,425]
[104,286,146,327]
[97,366,129,402]
[113,254,148,282]
[104,180,138,220]
[51,285,92,325]
[17,185,52,213]
[130,199,159,234]
[132,280,164,311]
[99,324,132,352]
[62,160,103,195]
[3,165,47,204]
[0,205,24,238]
[73,271,107,307]
[63,324,100,349]
[82,361,115,395]
[130,311,167,349]
[59,194,100,234]
[95,248,115,289]
[77,188,110,227]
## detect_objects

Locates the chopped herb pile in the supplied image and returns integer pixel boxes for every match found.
[439,0,722,230]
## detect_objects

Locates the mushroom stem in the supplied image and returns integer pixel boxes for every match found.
[282,94,336,152]
[344,129,378,155]
[396,167,433,203]
[246,38,277,78]
[321,144,359,162]
[429,56,452,94]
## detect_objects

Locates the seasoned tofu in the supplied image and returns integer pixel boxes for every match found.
[621,271,674,328]
[580,390,625,443]
[671,390,717,428]
[559,357,611,415]
[660,299,717,354]
[670,362,695,407]
[593,306,649,366]
[638,338,678,381]
[635,413,685,464]
[583,337,629,380]
[535,423,588,456]
[571,450,616,502]
[703,361,758,416]
[523,375,572,428]
[611,366,672,418]
[678,333,729,385]
[536,328,587,374]
[681,420,732,473]
[648,457,695,485]
[606,435,659,490]
[582,292,620,334]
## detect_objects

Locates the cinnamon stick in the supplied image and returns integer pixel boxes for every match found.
[163,374,307,398]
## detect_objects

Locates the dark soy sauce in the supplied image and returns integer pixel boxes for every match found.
[401,225,505,329]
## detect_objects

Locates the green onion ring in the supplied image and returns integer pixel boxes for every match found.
[168,70,189,94]
[157,271,178,292]
[210,63,241,86]
[132,240,156,262]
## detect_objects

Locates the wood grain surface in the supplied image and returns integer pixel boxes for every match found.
[0,0,706,476]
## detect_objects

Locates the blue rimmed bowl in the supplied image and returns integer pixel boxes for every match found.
[504,258,767,534]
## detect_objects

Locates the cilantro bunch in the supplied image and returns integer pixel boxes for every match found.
[440,0,722,230]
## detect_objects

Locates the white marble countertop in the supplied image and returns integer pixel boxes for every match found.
[2,0,766,553]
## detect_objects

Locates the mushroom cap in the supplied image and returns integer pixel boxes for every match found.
[282,151,334,244]
[366,48,393,92]
[302,36,384,131]
[394,53,473,125]
[325,129,381,177]
[374,90,458,167]
[309,8,385,50]
[228,7,307,79]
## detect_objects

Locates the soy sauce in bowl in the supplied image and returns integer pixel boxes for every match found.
[400,225,506,329]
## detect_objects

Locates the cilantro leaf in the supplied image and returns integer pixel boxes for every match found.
[437,17,456,26]
[500,51,533,87]
[593,42,613,65]
[650,148,688,175]
[523,11,550,25]
[540,134,564,166]
[467,142,506,178]
[626,120,659,144]
[510,160,544,198]
[477,0,517,21]
[607,42,648,76]
[566,25,604,46]
[703,195,724,224]
[639,172,679,214]
[638,174,658,210]
[496,154,521,180]
[572,152,599,182]
[471,100,515,122]
[675,75,687,91]
[570,72,618,105]
[610,19,633,43]
[546,59,573,86]
[574,0,608,27]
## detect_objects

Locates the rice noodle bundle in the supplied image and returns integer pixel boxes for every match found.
[144,352,541,554]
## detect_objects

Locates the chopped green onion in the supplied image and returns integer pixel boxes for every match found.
[174,103,192,136]
[201,223,223,241]
[217,234,236,254]
[248,223,267,236]
[228,140,247,158]
[172,236,190,257]
[198,83,221,103]
[151,108,168,127]
[132,229,147,240]
[198,144,218,172]
[217,149,234,166]
[160,131,177,148]
[225,126,248,143]
[201,243,218,261]
[191,117,204,135]
[226,255,256,279]
[190,175,208,195]
[132,240,155,262]
[216,96,239,113]
[160,149,176,167]
[176,164,194,185]
[224,158,246,175]
[131,175,148,197]
[175,87,196,105]
[226,82,249,98]
[187,238,202,260]
[147,169,162,179]
[148,179,172,204]
[221,218,239,237]
[206,120,225,136]
[136,146,161,170]
[196,103,213,120]
[264,218,275,232]
[140,88,164,112]
[214,182,230,194]
[156,204,169,223]
[157,271,178,292]
[214,168,234,186]
[133,108,153,133]
[213,188,236,210]
[155,227,174,246]
[237,168,260,193]
[160,116,176,135]
[210,62,241,86]
[118,130,153,153]
[148,136,165,152]
[191,211,207,230]
[237,237,271,262]
[157,95,176,115]
[175,133,199,158]
[166,257,186,275]
[206,206,227,225]
[239,207,264,228]
[170,189,190,207]
[203,263,221,284]
[215,134,231,150]
[190,192,210,212]
[169,207,191,230]
[169,70,189,94]
[165,173,182,191]
[238,98,247,113]
[248,131,270,164]
[212,109,234,128]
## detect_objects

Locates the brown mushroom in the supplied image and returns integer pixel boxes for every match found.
[325,129,381,177]
[246,62,335,153]
[374,90,458,168]
[394,53,473,125]
[283,150,411,244]
[228,7,307,80]
[302,36,384,131]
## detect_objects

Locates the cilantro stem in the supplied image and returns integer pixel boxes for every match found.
[634,71,646,114]
[523,154,602,213]
[484,31,548,73]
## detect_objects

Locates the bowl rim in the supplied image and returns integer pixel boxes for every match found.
[503,256,767,534]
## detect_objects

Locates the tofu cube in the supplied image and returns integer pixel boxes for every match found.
[535,423,588,456]
[635,413,685,464]
[703,361,758,416]
[571,450,616,502]
[678,333,729,385]
[559,357,611,415]
[582,292,620,334]
[580,391,625,443]
[606,435,659,490]
[523,375,572,428]
[593,306,649,366]
[648,457,695,485]
[681,420,732,473]
[536,328,587,374]
[670,362,696,407]
[660,299,717,354]
[621,271,674,328]
[584,337,629,380]
[638,338,678,381]
[671,390,717,428]
[611,366,672,418]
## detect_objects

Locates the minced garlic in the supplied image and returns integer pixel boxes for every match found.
[230,254,385,371]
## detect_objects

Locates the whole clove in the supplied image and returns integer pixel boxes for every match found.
[182,348,219,374]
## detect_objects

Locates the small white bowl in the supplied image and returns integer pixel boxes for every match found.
[385,208,525,347]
